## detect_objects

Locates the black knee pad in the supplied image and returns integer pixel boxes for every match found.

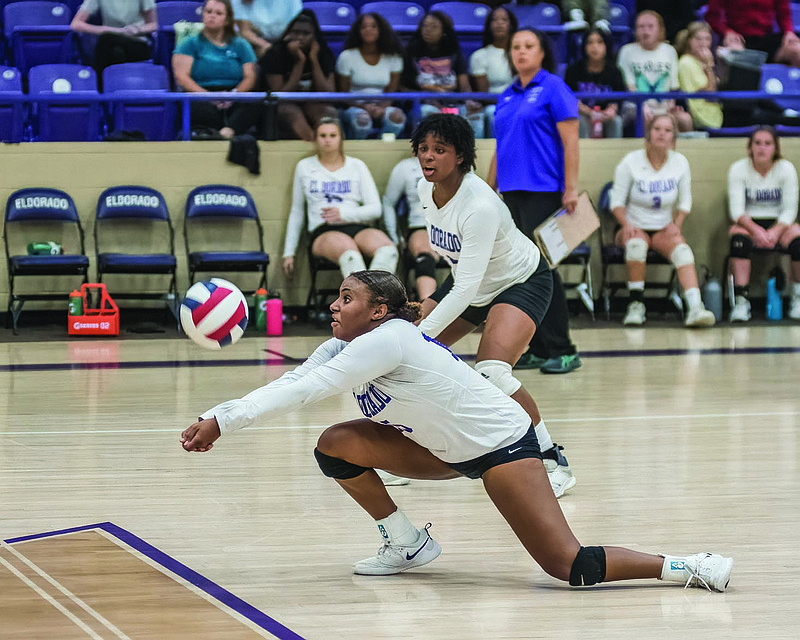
[569,546,607,586]
[414,252,438,280]
[313,447,369,479]
[788,237,800,261]
[729,234,753,259]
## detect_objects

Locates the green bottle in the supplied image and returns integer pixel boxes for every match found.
[27,241,62,256]
[254,288,267,332]
[68,290,83,316]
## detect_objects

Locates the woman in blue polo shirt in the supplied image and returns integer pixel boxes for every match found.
[489,27,581,375]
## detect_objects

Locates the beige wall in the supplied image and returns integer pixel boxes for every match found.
[0,137,790,308]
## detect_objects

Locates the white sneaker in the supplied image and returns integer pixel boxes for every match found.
[789,294,800,320]
[682,553,733,592]
[542,445,576,498]
[684,305,716,327]
[623,300,646,325]
[594,18,611,33]
[353,524,441,575]
[730,295,751,322]
[564,9,589,31]
[376,469,410,486]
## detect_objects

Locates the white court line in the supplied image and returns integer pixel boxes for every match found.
[2,541,131,639]
[0,409,798,437]
[0,552,102,639]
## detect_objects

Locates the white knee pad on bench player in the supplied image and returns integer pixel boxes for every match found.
[475,359,522,396]
[670,243,694,268]
[625,237,648,263]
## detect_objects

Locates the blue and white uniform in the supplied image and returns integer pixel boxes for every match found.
[201,319,531,463]
[382,157,426,245]
[728,157,799,225]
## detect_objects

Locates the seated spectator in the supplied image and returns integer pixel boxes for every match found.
[231,0,302,57]
[283,118,398,281]
[400,11,485,139]
[706,0,800,68]
[727,127,800,321]
[71,0,157,80]
[564,26,626,138]
[617,10,693,131]
[636,0,696,44]
[383,155,438,300]
[609,113,716,327]
[676,22,724,130]
[563,0,611,33]
[469,6,516,138]
[172,0,259,140]
[336,13,406,140]
[260,10,337,141]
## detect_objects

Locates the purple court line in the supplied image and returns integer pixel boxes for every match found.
[0,345,798,373]
[4,522,305,640]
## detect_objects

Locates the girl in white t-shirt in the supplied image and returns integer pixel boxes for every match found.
[468,6,515,138]
[610,113,715,327]
[727,127,800,322]
[181,270,733,592]
[282,118,398,280]
[336,13,406,140]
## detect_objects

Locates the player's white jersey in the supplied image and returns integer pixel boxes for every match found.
[417,172,541,337]
[382,157,426,244]
[202,319,531,463]
[283,155,381,257]
[609,149,692,231]
[728,157,799,225]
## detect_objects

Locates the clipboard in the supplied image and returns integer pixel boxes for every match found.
[533,191,600,266]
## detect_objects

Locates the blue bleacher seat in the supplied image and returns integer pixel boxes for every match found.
[430,2,488,56]
[0,65,24,142]
[360,2,424,37]
[3,1,74,74]
[761,64,800,112]
[154,1,202,68]
[28,63,101,141]
[505,3,567,63]
[607,3,632,50]
[103,62,176,141]
[304,2,357,56]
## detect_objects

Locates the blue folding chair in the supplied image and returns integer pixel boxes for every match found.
[184,185,270,294]
[95,186,179,321]
[4,188,90,332]
[304,2,357,55]
[28,63,101,141]
[154,1,202,69]
[430,2,488,55]
[360,2,425,38]
[505,3,567,63]
[103,62,175,140]
[3,2,74,74]
[0,65,24,142]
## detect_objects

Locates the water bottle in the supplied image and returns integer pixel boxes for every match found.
[254,288,267,332]
[766,277,783,320]
[28,241,63,256]
[266,296,283,336]
[68,289,83,316]
[702,276,723,322]
[590,106,604,139]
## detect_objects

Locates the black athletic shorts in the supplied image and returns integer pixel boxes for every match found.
[310,223,370,246]
[429,257,552,328]
[447,424,542,479]
[744,33,784,63]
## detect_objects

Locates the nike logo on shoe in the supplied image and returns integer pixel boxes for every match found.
[405,537,429,561]
[509,447,522,454]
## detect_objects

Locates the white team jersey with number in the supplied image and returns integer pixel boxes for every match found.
[382,157,426,244]
[609,149,692,231]
[202,319,531,463]
[283,155,382,257]
[416,172,541,338]
[728,157,799,225]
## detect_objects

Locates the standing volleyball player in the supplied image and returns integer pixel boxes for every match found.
[181,271,732,591]
[411,113,574,498]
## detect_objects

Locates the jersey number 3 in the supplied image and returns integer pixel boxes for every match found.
[652,196,662,210]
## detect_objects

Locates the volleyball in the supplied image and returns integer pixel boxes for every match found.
[180,278,249,350]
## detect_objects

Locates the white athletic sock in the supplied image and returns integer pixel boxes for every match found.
[628,281,645,291]
[376,508,419,546]
[534,420,554,453]
[793,282,800,297]
[659,555,690,583]
[338,249,367,278]
[369,245,399,273]
[684,287,702,310]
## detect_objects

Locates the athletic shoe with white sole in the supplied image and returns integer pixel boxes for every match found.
[682,553,733,592]
[684,305,716,327]
[376,469,410,486]
[353,523,441,576]
[623,300,646,325]
[542,444,576,498]
[730,296,751,322]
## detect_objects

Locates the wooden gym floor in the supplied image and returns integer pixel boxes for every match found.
[0,324,798,639]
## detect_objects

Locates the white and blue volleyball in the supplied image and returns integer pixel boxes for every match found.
[180,278,248,349]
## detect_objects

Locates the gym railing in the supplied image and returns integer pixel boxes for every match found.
[1,90,797,141]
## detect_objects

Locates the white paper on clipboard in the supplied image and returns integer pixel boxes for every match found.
[536,211,571,265]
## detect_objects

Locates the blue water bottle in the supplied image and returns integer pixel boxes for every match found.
[766,277,783,320]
